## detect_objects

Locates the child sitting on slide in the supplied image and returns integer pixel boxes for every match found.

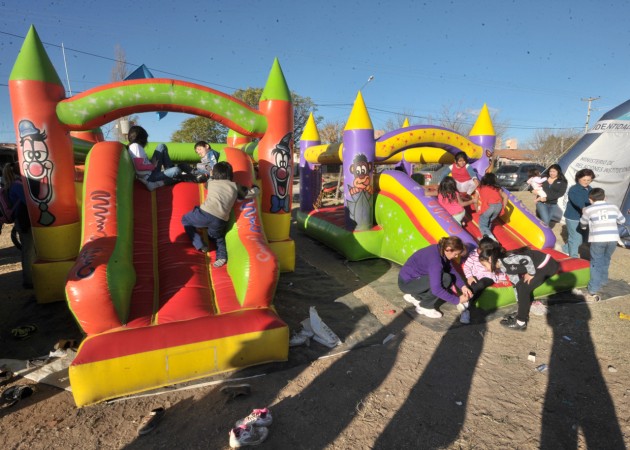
[127,125,189,190]
[436,176,475,225]
[450,151,480,200]
[181,162,259,268]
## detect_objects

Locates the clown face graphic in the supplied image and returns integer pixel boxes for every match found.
[18,119,55,225]
[269,132,293,213]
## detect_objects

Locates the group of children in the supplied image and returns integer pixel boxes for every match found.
[404,152,626,329]
[127,125,258,268]
[435,151,507,241]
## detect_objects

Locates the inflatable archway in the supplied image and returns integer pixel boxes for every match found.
[9,26,295,303]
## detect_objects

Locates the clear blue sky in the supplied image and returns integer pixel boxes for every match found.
[1,0,628,148]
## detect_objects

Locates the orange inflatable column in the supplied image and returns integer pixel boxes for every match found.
[257,59,295,271]
[9,26,80,301]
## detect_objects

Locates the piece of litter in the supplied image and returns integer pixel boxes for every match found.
[562,336,572,341]
[528,352,536,363]
[384,309,396,315]
[535,364,548,373]
[455,401,463,406]
[382,334,395,345]
[608,365,618,373]
[307,307,342,348]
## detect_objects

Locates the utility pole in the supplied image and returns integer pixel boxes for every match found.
[581,96,600,133]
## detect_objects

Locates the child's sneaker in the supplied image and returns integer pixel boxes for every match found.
[229,424,269,448]
[459,309,471,324]
[456,301,469,313]
[235,408,273,428]
[213,258,227,268]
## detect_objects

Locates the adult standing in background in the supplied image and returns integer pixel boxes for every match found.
[2,162,35,288]
[562,168,595,257]
[535,164,568,226]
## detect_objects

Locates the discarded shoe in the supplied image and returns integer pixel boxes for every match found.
[229,424,269,448]
[220,384,251,400]
[415,305,443,319]
[137,407,165,436]
[403,294,420,307]
[288,332,310,347]
[1,385,34,408]
[235,408,273,428]
[11,324,37,340]
[213,258,227,268]
[54,339,79,351]
[530,300,548,316]
[500,316,527,331]
[0,369,13,387]
[460,310,471,325]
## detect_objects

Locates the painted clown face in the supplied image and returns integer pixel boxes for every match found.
[270,133,293,201]
[18,119,56,226]
[19,123,53,205]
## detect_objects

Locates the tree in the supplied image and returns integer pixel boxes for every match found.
[170,116,228,143]
[383,110,415,132]
[107,45,138,141]
[232,87,322,143]
[319,120,345,144]
[526,129,583,167]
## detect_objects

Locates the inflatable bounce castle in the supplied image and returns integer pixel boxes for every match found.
[297,93,590,309]
[9,26,294,406]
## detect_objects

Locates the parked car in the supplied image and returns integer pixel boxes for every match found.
[495,163,545,190]
[414,164,451,186]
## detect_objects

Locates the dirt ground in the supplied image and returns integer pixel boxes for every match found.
[0,190,629,449]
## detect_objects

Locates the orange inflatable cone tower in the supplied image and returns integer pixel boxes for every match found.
[9,26,80,302]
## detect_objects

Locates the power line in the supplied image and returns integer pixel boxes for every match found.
[0,30,239,92]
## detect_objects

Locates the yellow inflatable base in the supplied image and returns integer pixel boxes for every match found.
[69,326,289,407]
[269,239,295,272]
[33,260,75,304]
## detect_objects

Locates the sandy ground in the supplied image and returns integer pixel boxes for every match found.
[0,190,629,449]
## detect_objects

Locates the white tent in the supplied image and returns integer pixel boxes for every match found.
[557,99,630,246]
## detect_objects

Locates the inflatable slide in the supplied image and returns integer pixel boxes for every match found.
[298,94,589,309]
[64,145,287,406]
[300,170,590,309]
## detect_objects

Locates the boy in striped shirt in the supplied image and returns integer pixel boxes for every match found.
[578,188,625,302]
